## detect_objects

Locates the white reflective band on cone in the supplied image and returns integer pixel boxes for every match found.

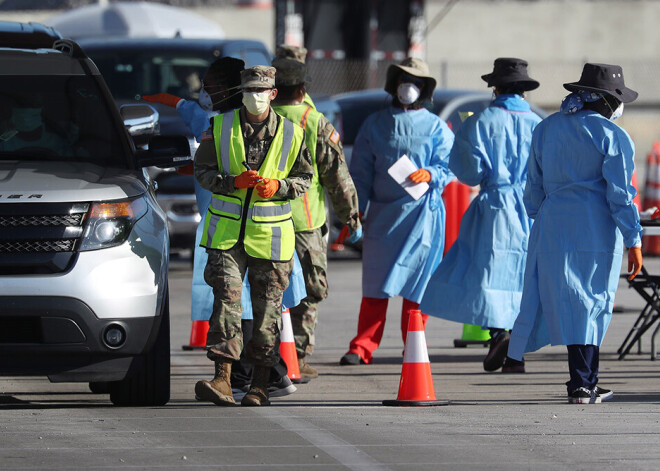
[402,330,430,363]
[280,309,295,342]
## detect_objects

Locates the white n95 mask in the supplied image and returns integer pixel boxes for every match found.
[397,83,421,105]
[610,102,624,121]
[198,88,213,112]
[242,91,271,115]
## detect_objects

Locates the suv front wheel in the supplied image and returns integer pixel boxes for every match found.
[109,291,171,407]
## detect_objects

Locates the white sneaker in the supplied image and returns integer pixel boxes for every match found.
[268,376,297,397]
[593,386,614,402]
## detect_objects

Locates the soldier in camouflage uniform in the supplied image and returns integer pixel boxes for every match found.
[271,58,361,380]
[194,66,314,407]
[275,44,316,110]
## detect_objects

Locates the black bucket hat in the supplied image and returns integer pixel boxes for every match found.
[563,63,638,103]
[481,57,539,91]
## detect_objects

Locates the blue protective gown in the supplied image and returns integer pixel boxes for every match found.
[420,94,542,329]
[508,110,642,359]
[184,100,306,321]
[351,106,455,303]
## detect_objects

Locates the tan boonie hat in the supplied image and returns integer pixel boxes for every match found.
[240,65,276,89]
[275,44,307,64]
[272,58,308,87]
[384,57,437,102]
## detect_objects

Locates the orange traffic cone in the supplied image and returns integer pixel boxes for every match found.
[280,309,310,384]
[181,320,209,351]
[643,142,660,255]
[383,310,449,406]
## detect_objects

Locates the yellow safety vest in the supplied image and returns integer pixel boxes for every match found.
[200,109,305,261]
[273,104,326,231]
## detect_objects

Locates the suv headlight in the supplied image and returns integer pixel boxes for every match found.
[79,196,148,251]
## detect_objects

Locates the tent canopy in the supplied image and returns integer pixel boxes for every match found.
[47,1,225,40]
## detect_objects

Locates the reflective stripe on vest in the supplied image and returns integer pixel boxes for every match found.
[201,109,303,261]
[272,104,327,231]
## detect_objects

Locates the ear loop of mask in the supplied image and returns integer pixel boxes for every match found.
[600,93,621,118]
[203,83,243,98]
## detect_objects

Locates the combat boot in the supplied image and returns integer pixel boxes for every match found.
[298,356,319,379]
[195,360,236,406]
[241,365,271,406]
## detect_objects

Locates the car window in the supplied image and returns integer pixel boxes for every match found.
[91,52,210,101]
[0,75,126,165]
[338,95,393,146]
[229,47,271,67]
[442,98,491,133]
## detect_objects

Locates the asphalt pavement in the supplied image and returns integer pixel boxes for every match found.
[1,253,660,470]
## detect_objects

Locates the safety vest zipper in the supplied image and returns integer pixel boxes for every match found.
[238,187,254,244]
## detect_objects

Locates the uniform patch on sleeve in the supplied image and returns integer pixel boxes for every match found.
[329,129,341,145]
[201,127,213,141]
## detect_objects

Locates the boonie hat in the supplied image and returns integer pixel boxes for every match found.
[384,57,436,102]
[275,44,308,64]
[272,58,309,87]
[563,63,638,103]
[240,65,276,89]
[481,58,539,91]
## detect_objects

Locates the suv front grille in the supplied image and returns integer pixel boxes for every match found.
[0,203,90,275]
[0,240,76,253]
[0,214,85,227]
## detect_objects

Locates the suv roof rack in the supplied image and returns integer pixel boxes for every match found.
[53,39,87,59]
[0,21,62,49]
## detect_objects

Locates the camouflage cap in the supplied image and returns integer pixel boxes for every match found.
[272,58,308,87]
[275,44,308,64]
[240,65,276,89]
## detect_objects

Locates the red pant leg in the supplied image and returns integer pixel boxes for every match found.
[401,299,429,345]
[347,297,389,364]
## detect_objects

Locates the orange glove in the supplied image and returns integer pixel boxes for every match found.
[257,178,280,198]
[235,170,261,189]
[628,246,643,281]
[409,168,431,183]
[176,162,194,175]
[142,93,182,108]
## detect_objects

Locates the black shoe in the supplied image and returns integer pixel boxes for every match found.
[501,357,525,373]
[568,387,596,404]
[268,376,297,398]
[483,332,510,372]
[593,386,613,402]
[339,353,365,365]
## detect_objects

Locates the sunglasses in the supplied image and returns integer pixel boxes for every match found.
[401,74,425,89]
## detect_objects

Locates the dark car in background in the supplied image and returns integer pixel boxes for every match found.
[315,89,548,252]
[79,37,272,253]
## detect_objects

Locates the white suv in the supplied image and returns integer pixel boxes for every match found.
[0,36,190,406]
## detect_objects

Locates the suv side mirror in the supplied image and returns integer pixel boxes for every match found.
[121,104,159,147]
[136,135,191,169]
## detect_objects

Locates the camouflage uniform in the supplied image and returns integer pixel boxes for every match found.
[194,66,314,367]
[272,59,360,358]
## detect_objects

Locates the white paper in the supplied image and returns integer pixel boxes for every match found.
[387,154,429,201]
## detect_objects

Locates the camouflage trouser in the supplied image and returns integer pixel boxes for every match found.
[290,227,328,357]
[204,244,293,367]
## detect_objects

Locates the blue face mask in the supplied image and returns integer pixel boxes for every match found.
[12,107,42,132]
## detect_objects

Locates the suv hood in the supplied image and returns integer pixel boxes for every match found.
[0,161,146,203]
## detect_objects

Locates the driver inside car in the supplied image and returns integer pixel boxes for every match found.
[0,95,76,156]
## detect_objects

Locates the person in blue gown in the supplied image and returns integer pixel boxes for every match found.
[339,57,455,365]
[419,58,541,373]
[507,63,643,404]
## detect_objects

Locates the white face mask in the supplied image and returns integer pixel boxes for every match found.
[242,91,271,115]
[198,88,213,112]
[610,102,624,121]
[397,83,421,105]
[12,107,42,132]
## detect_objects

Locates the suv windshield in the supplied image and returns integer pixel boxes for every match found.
[90,52,211,101]
[0,75,126,165]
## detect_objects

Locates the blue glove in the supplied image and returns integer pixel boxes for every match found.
[347,226,363,244]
